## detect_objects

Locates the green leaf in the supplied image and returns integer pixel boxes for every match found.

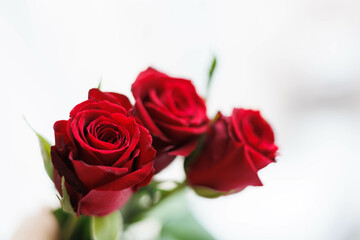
[206,56,217,98]
[150,190,215,240]
[24,117,54,180]
[60,177,76,215]
[91,211,123,240]
[97,80,102,89]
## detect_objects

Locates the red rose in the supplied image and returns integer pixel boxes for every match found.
[51,89,155,216]
[131,68,209,172]
[185,109,277,196]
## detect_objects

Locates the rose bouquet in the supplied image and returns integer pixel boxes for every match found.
[31,59,278,240]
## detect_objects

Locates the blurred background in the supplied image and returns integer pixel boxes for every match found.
[1,0,360,239]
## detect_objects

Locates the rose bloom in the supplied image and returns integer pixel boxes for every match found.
[51,89,155,216]
[131,68,209,172]
[185,109,278,196]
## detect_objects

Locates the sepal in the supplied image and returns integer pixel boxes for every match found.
[60,177,76,215]
[25,117,54,180]
[191,185,226,198]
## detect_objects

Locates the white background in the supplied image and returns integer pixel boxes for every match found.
[1,0,360,239]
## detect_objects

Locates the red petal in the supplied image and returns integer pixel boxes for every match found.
[145,101,187,126]
[51,147,83,192]
[133,100,169,142]
[78,188,132,216]
[153,151,176,173]
[70,153,128,190]
[167,138,198,157]
[156,119,208,143]
[96,161,154,191]
[70,100,127,118]
[246,146,275,170]
[88,88,133,111]
[187,144,262,192]
[54,120,70,151]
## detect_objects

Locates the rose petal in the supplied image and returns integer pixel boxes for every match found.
[145,102,188,126]
[51,147,83,192]
[53,168,63,196]
[131,67,169,98]
[153,151,176,173]
[187,143,262,193]
[133,100,169,142]
[230,109,246,143]
[136,125,156,169]
[111,115,140,167]
[135,168,155,189]
[70,100,127,118]
[72,111,138,166]
[167,138,198,157]
[186,116,263,193]
[155,119,208,143]
[86,117,128,150]
[148,88,167,109]
[96,161,154,191]
[70,153,128,190]
[54,120,70,152]
[88,88,133,111]
[246,146,275,170]
[78,188,132,216]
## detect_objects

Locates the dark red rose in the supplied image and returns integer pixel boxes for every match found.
[51,89,155,216]
[131,68,209,172]
[185,109,277,197]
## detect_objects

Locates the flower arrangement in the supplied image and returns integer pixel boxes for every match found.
[32,59,278,240]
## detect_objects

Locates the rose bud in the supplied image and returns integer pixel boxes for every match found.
[51,89,155,216]
[131,68,209,172]
[185,109,278,197]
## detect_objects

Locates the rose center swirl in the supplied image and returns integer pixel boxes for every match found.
[87,118,128,147]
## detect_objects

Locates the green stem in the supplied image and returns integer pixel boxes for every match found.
[122,180,187,228]
[153,180,187,207]
[61,215,77,240]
